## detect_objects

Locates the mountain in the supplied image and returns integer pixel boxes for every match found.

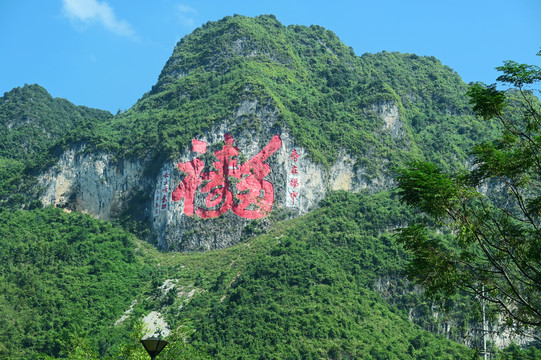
[0,14,537,359]
[0,84,112,209]
[33,14,496,252]
[0,84,112,161]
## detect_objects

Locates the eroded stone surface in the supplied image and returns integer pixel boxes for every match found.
[38,99,392,252]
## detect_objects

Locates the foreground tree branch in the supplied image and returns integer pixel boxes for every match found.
[396,53,541,331]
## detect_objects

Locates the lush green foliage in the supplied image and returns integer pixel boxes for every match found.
[0,84,112,161]
[0,207,165,359]
[494,343,541,359]
[0,192,482,359]
[0,84,113,209]
[397,57,541,328]
[178,191,472,359]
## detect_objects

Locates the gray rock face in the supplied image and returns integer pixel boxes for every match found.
[38,99,395,251]
[38,146,151,220]
[372,101,405,139]
[374,276,539,350]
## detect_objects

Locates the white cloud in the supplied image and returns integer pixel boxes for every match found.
[62,0,134,37]
[175,4,197,27]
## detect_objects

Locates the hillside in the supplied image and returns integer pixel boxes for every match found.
[22,14,500,252]
[0,84,112,161]
[66,15,495,170]
[0,85,112,209]
[0,14,537,360]
[0,193,477,359]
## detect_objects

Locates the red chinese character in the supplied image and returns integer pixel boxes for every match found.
[163,172,170,179]
[171,157,206,216]
[161,204,167,209]
[233,134,282,219]
[196,133,239,218]
[291,165,298,174]
[192,138,207,154]
[289,178,300,188]
[171,134,282,219]
[289,191,299,205]
[197,133,282,219]
[290,148,299,162]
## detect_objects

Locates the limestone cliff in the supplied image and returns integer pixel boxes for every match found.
[39,147,150,220]
[38,99,397,251]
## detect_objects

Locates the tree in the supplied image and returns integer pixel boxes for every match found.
[396,52,541,329]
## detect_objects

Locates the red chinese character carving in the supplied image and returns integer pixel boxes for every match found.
[171,157,206,216]
[233,134,282,219]
[289,178,300,188]
[192,138,207,154]
[196,134,239,218]
[289,191,299,205]
[291,165,298,174]
[290,148,299,162]
[171,134,282,219]
[163,172,170,179]
[197,133,282,219]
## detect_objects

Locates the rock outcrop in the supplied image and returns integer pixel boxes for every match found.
[38,146,151,220]
[38,99,396,251]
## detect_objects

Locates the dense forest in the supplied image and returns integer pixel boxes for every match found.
[0,14,539,359]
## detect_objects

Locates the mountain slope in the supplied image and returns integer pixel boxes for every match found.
[0,84,112,161]
[0,84,112,209]
[0,207,163,359]
[0,192,476,359]
[62,14,496,169]
[179,191,472,359]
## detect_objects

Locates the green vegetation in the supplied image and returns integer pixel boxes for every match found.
[0,84,112,161]
[0,84,112,209]
[180,191,471,359]
[0,207,166,359]
[396,56,541,329]
[0,193,480,359]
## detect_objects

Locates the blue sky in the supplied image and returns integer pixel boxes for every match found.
[1,0,539,113]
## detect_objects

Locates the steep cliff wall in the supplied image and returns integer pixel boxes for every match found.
[38,147,151,220]
[38,99,398,251]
